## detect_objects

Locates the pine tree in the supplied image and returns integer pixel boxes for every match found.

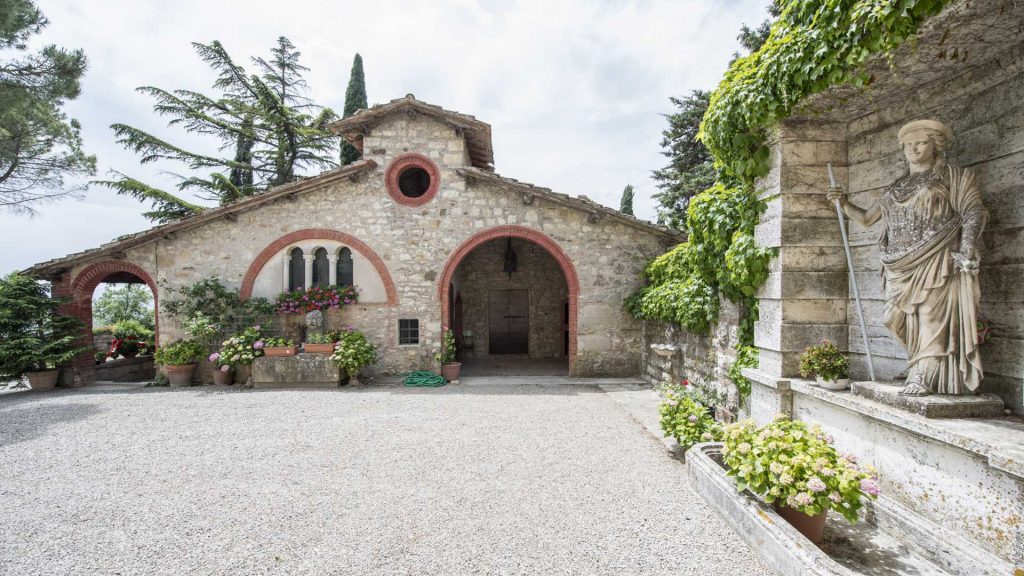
[340,54,367,165]
[0,0,96,215]
[96,38,338,223]
[651,91,716,229]
[619,184,634,215]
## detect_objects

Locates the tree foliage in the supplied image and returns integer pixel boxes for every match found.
[340,53,366,166]
[651,90,715,229]
[92,283,154,328]
[0,272,88,378]
[0,0,96,215]
[618,184,634,215]
[96,37,339,223]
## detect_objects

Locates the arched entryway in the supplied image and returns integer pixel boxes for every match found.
[439,226,579,376]
[66,261,159,383]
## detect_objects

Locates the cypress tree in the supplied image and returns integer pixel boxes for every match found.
[340,54,367,165]
[619,184,635,215]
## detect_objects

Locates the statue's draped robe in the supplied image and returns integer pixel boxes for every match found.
[879,160,985,394]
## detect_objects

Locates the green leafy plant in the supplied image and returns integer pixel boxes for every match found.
[153,339,203,366]
[727,345,760,398]
[305,332,338,344]
[212,325,264,368]
[0,272,90,379]
[330,329,377,377]
[161,278,274,329]
[722,416,879,523]
[799,340,849,382]
[658,380,723,449]
[262,337,294,348]
[433,329,457,365]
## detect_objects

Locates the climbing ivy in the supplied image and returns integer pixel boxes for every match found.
[701,0,951,182]
[631,0,951,397]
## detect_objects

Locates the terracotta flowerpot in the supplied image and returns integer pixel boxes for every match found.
[165,364,197,388]
[27,369,59,390]
[441,362,461,382]
[212,367,234,385]
[264,346,299,357]
[773,503,828,543]
[303,343,336,354]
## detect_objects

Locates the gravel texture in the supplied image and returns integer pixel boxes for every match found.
[0,385,773,575]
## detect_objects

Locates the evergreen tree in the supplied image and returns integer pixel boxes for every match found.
[651,91,715,230]
[0,0,96,215]
[340,53,367,165]
[96,38,338,223]
[619,184,635,216]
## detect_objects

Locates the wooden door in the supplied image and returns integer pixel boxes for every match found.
[489,289,529,354]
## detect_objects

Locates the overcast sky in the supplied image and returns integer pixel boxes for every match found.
[0,0,770,275]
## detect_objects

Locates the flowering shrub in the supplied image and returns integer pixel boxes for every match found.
[657,379,723,448]
[433,329,457,365]
[214,326,264,368]
[721,416,879,523]
[108,335,144,358]
[275,285,359,314]
[330,329,377,377]
[182,312,220,345]
[799,340,849,382]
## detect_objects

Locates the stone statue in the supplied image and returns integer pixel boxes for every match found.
[828,120,986,396]
[305,309,324,338]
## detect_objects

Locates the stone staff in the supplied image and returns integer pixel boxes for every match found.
[828,163,876,382]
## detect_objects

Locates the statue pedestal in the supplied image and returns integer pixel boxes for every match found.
[850,381,1005,419]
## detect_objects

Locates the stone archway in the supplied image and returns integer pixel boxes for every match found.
[438,225,579,375]
[65,260,160,381]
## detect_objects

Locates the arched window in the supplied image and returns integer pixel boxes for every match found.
[336,247,354,287]
[288,247,305,291]
[311,248,329,288]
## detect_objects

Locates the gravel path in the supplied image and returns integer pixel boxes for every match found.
[0,385,772,575]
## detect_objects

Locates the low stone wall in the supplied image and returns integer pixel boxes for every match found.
[93,356,155,382]
[640,296,743,407]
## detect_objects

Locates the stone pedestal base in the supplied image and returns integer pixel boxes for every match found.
[850,381,1005,419]
[252,354,341,389]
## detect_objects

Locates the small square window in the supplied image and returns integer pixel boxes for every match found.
[399,319,419,345]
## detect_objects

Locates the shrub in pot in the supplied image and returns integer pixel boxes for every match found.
[0,272,90,390]
[154,339,203,387]
[261,336,298,357]
[303,332,338,354]
[211,325,264,384]
[434,328,460,381]
[657,380,723,451]
[721,416,880,543]
[799,340,850,390]
[330,329,377,386]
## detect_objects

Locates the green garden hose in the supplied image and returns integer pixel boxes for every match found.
[402,370,448,387]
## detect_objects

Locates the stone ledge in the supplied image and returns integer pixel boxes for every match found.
[850,381,1005,419]
[252,354,341,389]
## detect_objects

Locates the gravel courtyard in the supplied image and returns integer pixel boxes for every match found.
[0,384,771,575]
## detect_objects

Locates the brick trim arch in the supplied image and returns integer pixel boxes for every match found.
[68,260,160,368]
[437,225,579,374]
[384,153,440,207]
[240,228,398,305]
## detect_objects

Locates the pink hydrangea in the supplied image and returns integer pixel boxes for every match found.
[860,478,881,496]
[254,341,265,350]
[806,477,827,493]
[688,415,698,423]
[220,365,230,372]
[208,352,220,363]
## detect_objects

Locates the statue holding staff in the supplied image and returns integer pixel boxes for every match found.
[827,120,986,396]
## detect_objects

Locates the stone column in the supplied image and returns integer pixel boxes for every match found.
[302,254,314,290]
[281,252,290,291]
[328,255,338,286]
[753,119,850,379]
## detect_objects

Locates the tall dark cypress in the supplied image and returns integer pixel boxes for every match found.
[619,184,635,215]
[340,54,367,165]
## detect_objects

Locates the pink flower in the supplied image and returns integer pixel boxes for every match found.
[860,478,880,496]
[209,352,220,363]
[254,341,265,349]
[253,325,261,331]
[688,415,698,423]
[806,477,827,492]
[220,365,230,372]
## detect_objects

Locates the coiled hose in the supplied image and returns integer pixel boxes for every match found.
[402,370,448,387]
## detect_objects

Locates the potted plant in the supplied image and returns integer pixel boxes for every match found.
[154,339,203,387]
[799,340,850,390]
[208,351,233,385]
[303,332,337,354]
[330,328,377,386]
[721,416,880,543]
[0,272,90,390]
[658,381,722,451]
[214,325,264,385]
[262,336,298,357]
[435,328,460,382]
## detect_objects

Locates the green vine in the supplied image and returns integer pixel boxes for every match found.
[701,0,951,182]
[632,0,950,398]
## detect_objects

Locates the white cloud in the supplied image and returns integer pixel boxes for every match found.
[2,0,771,275]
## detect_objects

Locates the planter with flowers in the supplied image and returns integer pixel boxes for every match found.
[799,340,850,390]
[434,328,460,382]
[721,416,879,543]
[154,339,203,387]
[275,285,359,315]
[210,325,265,385]
[303,332,338,354]
[330,328,377,386]
[658,380,723,452]
[262,337,298,357]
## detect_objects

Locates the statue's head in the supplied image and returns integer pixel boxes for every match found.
[898,120,953,164]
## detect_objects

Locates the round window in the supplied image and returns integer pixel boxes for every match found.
[384,153,440,206]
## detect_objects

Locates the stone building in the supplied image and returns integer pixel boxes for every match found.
[27,96,680,380]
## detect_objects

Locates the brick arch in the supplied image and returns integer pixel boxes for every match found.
[240,228,398,304]
[438,225,579,374]
[68,260,160,369]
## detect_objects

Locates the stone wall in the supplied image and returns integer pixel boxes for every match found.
[456,237,568,359]
[60,112,674,378]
